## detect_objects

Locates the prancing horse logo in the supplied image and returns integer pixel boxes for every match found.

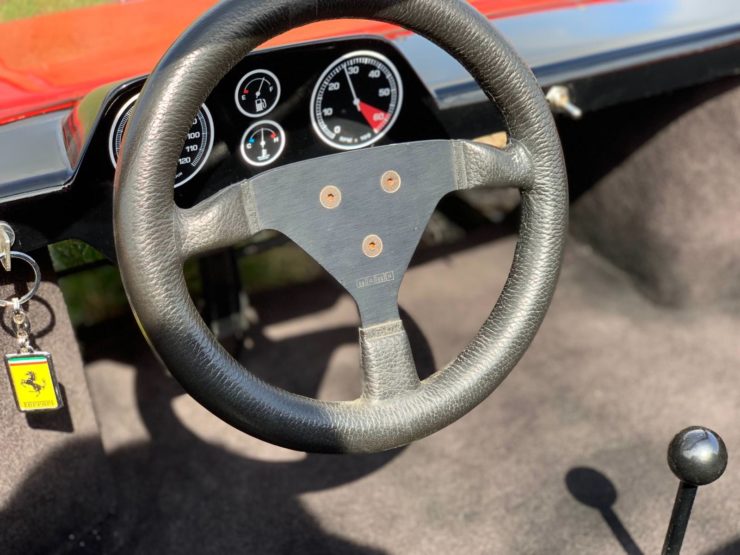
[21,371,45,396]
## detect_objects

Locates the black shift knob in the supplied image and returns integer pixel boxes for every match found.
[663,426,729,554]
[667,426,728,486]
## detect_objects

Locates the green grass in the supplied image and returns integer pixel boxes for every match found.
[238,242,325,294]
[0,0,109,23]
[49,238,325,328]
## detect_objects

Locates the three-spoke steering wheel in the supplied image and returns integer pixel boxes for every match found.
[114,0,568,453]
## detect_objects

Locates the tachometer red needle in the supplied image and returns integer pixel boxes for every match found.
[358,101,390,133]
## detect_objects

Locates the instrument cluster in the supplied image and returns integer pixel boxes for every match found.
[101,37,446,207]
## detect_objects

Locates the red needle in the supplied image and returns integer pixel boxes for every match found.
[358,101,390,133]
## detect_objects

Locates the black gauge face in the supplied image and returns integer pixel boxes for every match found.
[109,95,214,188]
[240,120,286,167]
[311,50,403,150]
[235,69,281,117]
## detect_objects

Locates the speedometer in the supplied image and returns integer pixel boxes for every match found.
[109,94,215,188]
[311,50,403,150]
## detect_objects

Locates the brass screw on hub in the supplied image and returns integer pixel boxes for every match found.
[381,170,401,193]
[362,234,383,258]
[320,185,342,209]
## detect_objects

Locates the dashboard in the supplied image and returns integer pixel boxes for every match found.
[84,37,448,211]
[0,36,465,258]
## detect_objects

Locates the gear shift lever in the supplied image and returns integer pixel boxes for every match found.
[662,426,728,554]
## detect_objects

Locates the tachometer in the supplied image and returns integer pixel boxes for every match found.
[311,50,403,150]
[109,94,214,188]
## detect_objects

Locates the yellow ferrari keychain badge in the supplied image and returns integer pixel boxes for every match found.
[6,352,62,412]
[1,250,63,413]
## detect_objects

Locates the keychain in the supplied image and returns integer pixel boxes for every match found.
[1,250,63,413]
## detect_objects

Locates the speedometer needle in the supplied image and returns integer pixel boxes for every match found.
[344,65,390,132]
[344,66,361,112]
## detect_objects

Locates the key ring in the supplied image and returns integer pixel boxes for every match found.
[0,252,41,307]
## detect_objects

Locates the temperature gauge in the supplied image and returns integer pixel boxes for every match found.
[235,69,281,117]
[240,120,286,167]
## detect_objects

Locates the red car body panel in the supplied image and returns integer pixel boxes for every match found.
[0,0,605,125]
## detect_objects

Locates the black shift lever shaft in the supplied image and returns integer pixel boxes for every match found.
[662,426,727,555]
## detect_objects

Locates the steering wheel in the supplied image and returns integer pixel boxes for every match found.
[114,0,568,453]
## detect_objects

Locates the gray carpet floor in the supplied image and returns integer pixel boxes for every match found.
[83,232,740,554]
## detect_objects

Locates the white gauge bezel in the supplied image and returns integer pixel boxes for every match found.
[235,69,282,118]
[240,120,287,168]
[108,94,215,188]
[310,50,404,151]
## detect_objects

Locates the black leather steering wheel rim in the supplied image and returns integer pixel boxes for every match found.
[114,0,568,453]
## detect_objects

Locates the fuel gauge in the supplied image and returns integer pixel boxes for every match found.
[240,120,286,167]
[235,69,281,117]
